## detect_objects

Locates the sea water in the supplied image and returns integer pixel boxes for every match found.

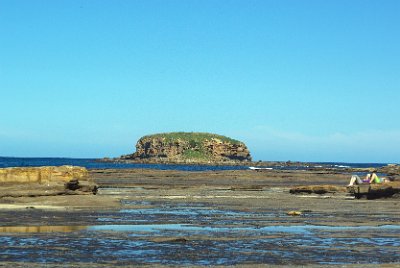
[0,157,249,171]
[0,157,390,171]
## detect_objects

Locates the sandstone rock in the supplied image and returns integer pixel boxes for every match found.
[0,166,97,198]
[0,166,89,184]
[287,211,302,216]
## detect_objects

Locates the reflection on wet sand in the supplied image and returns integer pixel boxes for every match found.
[0,226,86,233]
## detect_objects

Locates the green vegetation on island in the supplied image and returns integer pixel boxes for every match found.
[141,132,243,145]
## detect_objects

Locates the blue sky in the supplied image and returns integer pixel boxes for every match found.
[1,0,399,162]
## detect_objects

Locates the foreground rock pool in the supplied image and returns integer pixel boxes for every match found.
[1,199,399,266]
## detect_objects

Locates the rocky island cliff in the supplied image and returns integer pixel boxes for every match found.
[119,132,252,164]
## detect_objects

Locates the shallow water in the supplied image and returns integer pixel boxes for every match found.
[1,202,399,265]
[2,223,400,237]
[0,225,399,265]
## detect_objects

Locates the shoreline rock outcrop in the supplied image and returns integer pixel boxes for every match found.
[0,166,97,198]
[290,182,400,199]
[347,182,400,199]
[378,164,400,175]
[120,132,252,164]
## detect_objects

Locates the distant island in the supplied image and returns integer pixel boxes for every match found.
[118,132,252,164]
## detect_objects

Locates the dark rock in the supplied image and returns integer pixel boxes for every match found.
[65,179,98,194]
[65,179,80,190]
[290,185,347,194]
[231,185,264,191]
[151,237,189,243]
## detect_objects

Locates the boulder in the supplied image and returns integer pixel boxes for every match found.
[287,211,302,216]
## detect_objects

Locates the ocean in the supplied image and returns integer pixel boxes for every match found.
[0,157,390,171]
[0,157,249,171]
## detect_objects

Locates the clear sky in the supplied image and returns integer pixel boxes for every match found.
[1,0,399,163]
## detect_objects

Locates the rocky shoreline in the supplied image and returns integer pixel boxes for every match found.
[2,163,399,201]
[99,157,400,174]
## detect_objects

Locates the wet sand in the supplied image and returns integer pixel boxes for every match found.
[0,169,399,266]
